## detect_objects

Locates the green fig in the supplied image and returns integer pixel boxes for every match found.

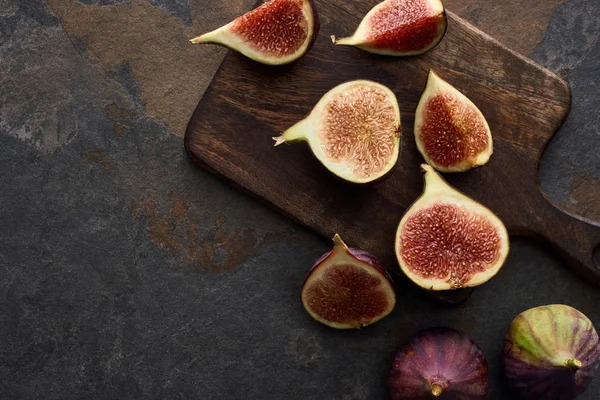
[504,304,600,400]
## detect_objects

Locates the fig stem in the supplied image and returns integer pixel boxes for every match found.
[430,383,443,397]
[331,35,355,46]
[276,118,309,146]
[189,31,215,44]
[272,136,287,147]
[566,359,583,370]
[190,27,227,45]
[421,163,450,193]
[332,234,347,248]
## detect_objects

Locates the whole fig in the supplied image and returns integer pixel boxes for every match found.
[388,327,488,399]
[504,304,600,400]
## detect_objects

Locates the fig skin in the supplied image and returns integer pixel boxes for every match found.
[395,164,509,291]
[273,80,402,184]
[504,304,600,400]
[414,71,493,173]
[301,234,396,329]
[190,0,319,66]
[388,327,489,400]
[332,0,447,56]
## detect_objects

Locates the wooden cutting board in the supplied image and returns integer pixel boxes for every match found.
[185,2,600,285]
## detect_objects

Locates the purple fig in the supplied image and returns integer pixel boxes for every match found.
[388,327,489,399]
[301,234,396,329]
[504,304,600,400]
[190,0,319,65]
[332,0,447,56]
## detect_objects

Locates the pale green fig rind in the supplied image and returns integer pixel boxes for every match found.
[274,80,401,184]
[414,71,493,173]
[395,164,509,291]
[506,304,599,368]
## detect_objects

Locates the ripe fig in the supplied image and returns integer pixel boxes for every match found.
[189,0,319,65]
[331,0,447,56]
[301,234,396,329]
[414,71,493,173]
[504,304,600,400]
[388,327,489,399]
[273,80,401,184]
[395,164,509,290]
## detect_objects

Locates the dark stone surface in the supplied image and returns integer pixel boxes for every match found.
[148,0,192,26]
[535,0,600,221]
[0,0,599,399]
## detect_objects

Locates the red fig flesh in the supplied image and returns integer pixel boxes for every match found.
[395,164,509,290]
[301,234,396,329]
[332,0,447,56]
[190,0,319,65]
[415,71,493,172]
[388,327,489,399]
[504,304,600,400]
[274,80,401,183]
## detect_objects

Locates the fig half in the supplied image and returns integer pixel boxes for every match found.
[388,327,489,399]
[301,234,396,329]
[332,0,447,56]
[395,164,509,290]
[415,71,493,173]
[504,304,600,400]
[273,80,401,183]
[189,0,319,65]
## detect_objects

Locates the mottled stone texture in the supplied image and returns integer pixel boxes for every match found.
[0,0,599,399]
[533,0,600,223]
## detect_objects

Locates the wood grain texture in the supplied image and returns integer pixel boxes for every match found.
[185,3,600,286]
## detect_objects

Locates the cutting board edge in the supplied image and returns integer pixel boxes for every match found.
[447,11,571,99]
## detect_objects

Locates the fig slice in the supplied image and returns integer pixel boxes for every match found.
[504,304,600,400]
[395,164,509,290]
[388,327,489,400]
[331,0,447,56]
[273,80,401,183]
[414,71,493,173]
[301,234,396,329]
[189,0,319,65]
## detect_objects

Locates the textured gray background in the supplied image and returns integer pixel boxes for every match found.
[1,0,599,398]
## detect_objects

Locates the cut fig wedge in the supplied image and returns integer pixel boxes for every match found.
[395,164,509,291]
[331,0,447,56]
[189,0,319,65]
[273,80,401,184]
[415,71,493,172]
[301,234,396,329]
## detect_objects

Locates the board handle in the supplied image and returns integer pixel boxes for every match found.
[525,189,600,285]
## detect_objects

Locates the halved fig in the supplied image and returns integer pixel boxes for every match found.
[415,71,493,173]
[331,0,447,56]
[388,327,489,399]
[273,80,401,183]
[301,234,396,329]
[189,0,319,65]
[395,164,509,290]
